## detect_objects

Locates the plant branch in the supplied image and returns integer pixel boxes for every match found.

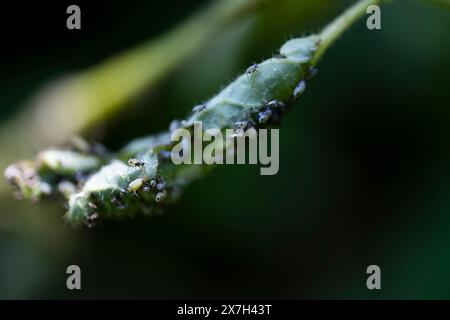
[4,0,394,227]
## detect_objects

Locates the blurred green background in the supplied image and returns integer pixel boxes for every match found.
[0,0,449,299]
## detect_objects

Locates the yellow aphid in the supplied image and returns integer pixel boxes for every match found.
[128,178,144,194]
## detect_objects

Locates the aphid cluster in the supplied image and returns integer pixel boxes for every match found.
[126,158,168,203]
[245,99,290,129]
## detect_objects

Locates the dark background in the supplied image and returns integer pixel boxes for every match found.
[0,0,449,299]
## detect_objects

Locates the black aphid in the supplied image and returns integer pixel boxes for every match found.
[85,212,99,228]
[258,109,273,124]
[192,104,206,113]
[111,196,126,209]
[246,63,258,75]
[88,202,98,210]
[128,158,145,168]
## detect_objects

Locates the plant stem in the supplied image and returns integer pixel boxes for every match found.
[312,0,385,64]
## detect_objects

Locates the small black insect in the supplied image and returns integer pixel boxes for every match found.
[128,158,147,180]
[246,63,259,75]
[128,158,145,168]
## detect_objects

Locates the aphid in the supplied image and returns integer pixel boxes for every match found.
[128,178,144,195]
[85,212,99,228]
[246,63,259,75]
[88,202,98,210]
[192,104,206,113]
[257,109,272,124]
[156,181,166,191]
[111,196,125,209]
[234,121,248,130]
[266,100,286,110]
[305,66,318,80]
[143,186,150,193]
[231,122,247,138]
[149,179,157,188]
[128,158,145,168]
[155,190,167,202]
[293,79,306,100]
